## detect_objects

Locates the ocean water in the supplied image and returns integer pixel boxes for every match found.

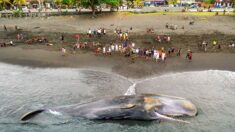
[0,62,235,132]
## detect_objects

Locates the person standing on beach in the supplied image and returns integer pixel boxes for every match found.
[103,28,106,35]
[17,33,20,40]
[88,28,92,37]
[61,34,64,42]
[167,36,171,43]
[162,52,166,62]
[61,47,66,56]
[103,46,106,55]
[186,50,192,61]
[189,51,192,61]
[177,48,181,56]
[213,40,217,49]
[111,44,115,52]
[3,25,7,31]
[15,25,18,31]
[202,41,207,52]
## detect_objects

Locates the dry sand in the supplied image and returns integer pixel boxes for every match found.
[0,13,235,35]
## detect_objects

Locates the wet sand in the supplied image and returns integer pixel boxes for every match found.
[0,47,235,79]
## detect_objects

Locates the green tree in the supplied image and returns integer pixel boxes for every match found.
[233,0,235,9]
[203,0,214,4]
[102,0,120,10]
[62,0,70,6]
[53,0,62,7]
[80,0,100,16]
[0,0,12,9]
[126,0,134,8]
[62,0,77,7]
[13,0,26,8]
[167,0,177,5]
[80,0,121,16]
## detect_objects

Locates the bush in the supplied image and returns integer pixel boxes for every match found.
[13,10,23,17]
[61,10,68,15]
[203,0,214,4]
[0,5,3,11]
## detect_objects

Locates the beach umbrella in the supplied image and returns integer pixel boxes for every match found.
[74,34,80,39]
[74,34,80,43]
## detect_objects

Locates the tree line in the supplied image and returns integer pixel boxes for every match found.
[0,0,136,16]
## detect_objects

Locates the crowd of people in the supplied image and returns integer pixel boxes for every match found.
[58,27,235,63]
[198,40,227,52]
[68,27,187,62]
[1,25,234,63]
[155,35,171,43]
[87,28,106,37]
[92,42,170,62]
[71,30,181,63]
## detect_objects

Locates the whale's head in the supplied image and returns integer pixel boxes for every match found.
[142,94,197,123]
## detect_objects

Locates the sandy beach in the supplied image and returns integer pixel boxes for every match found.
[0,13,235,78]
[0,47,235,79]
[1,13,235,34]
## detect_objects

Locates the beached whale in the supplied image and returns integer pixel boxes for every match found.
[21,94,197,123]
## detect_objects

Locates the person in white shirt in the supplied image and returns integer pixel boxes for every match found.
[132,42,135,48]
[111,44,115,51]
[108,47,112,55]
[103,47,106,55]
[88,28,92,37]
[162,52,166,62]
[167,36,171,42]
[153,50,157,59]
[115,44,118,52]
[136,48,139,54]
[61,47,66,56]
[156,51,160,61]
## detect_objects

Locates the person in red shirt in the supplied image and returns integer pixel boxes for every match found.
[188,51,192,61]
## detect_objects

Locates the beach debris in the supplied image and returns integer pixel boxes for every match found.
[146,28,154,33]
[26,36,48,44]
[189,21,194,25]
[165,23,178,30]
[33,27,40,29]
[0,41,15,47]
[47,43,53,46]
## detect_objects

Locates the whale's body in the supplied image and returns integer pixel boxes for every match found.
[21,94,197,123]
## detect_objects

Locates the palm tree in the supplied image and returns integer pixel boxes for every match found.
[13,0,26,8]
[53,0,62,8]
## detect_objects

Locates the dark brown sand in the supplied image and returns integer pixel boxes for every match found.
[0,13,235,78]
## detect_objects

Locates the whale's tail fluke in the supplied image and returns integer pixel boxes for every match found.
[21,109,45,121]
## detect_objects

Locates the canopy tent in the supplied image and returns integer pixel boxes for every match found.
[144,0,166,5]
